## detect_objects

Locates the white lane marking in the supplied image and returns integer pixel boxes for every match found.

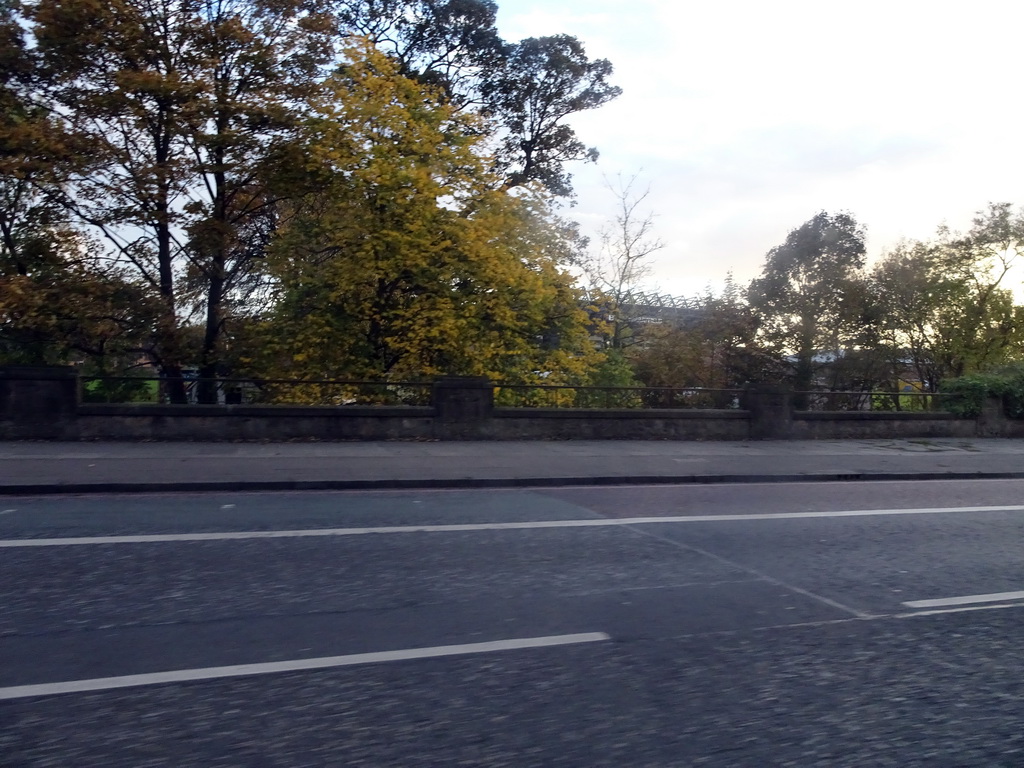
[0,509,14,515]
[0,632,610,701]
[565,578,764,597]
[897,603,1024,618]
[4,504,1023,548]
[668,601,1024,639]
[902,590,1024,609]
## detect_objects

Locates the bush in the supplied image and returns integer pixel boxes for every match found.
[942,364,1024,418]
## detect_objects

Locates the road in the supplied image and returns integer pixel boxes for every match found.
[3,480,1024,766]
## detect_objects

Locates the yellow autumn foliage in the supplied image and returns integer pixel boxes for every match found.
[250,42,602,386]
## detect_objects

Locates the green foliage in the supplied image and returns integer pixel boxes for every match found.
[81,376,157,404]
[587,350,639,388]
[943,363,1024,418]
[867,203,1024,395]
[942,374,1004,417]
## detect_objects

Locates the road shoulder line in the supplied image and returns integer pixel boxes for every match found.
[4,504,1024,547]
[902,590,1024,609]
[0,632,610,701]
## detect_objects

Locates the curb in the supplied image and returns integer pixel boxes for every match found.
[4,471,1024,495]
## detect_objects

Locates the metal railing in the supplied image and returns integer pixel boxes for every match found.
[493,384,743,410]
[78,376,953,413]
[79,376,433,407]
[794,390,950,412]
[79,376,747,410]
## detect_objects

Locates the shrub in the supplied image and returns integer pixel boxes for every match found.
[941,364,1024,418]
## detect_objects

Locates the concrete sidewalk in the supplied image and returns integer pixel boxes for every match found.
[4,438,1024,494]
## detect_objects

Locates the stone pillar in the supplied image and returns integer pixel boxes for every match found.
[0,366,79,439]
[432,376,493,439]
[743,384,794,439]
[977,395,1008,438]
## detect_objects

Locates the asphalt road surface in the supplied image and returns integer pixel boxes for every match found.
[3,480,1024,766]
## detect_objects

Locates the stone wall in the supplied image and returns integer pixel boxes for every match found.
[792,411,981,440]
[491,409,750,440]
[75,404,435,441]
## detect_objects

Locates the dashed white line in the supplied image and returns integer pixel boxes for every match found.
[0,632,610,701]
[902,590,1024,609]
[3,504,1023,547]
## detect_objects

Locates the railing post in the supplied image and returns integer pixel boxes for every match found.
[742,384,794,439]
[0,365,79,439]
[432,376,494,439]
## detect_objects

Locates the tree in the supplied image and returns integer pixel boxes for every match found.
[247,44,600,386]
[867,240,948,393]
[0,1,157,370]
[748,211,868,402]
[930,203,1024,378]
[334,0,505,106]
[336,2,621,196]
[483,35,621,196]
[0,225,159,369]
[584,173,663,350]
[631,278,773,394]
[868,203,1024,391]
[1,0,60,283]
[8,0,620,390]
[27,0,334,400]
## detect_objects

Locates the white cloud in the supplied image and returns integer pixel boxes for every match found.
[496,0,1024,298]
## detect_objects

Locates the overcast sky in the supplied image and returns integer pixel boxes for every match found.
[496,0,1024,299]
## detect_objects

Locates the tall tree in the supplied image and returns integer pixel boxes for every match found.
[177,0,334,401]
[748,211,868,401]
[867,240,949,392]
[930,203,1024,378]
[28,0,333,399]
[868,203,1024,390]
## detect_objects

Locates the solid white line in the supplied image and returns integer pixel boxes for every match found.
[3,504,1024,547]
[897,603,1024,617]
[902,590,1024,609]
[0,632,610,701]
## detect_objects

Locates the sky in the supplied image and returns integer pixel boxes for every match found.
[495,0,1024,299]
